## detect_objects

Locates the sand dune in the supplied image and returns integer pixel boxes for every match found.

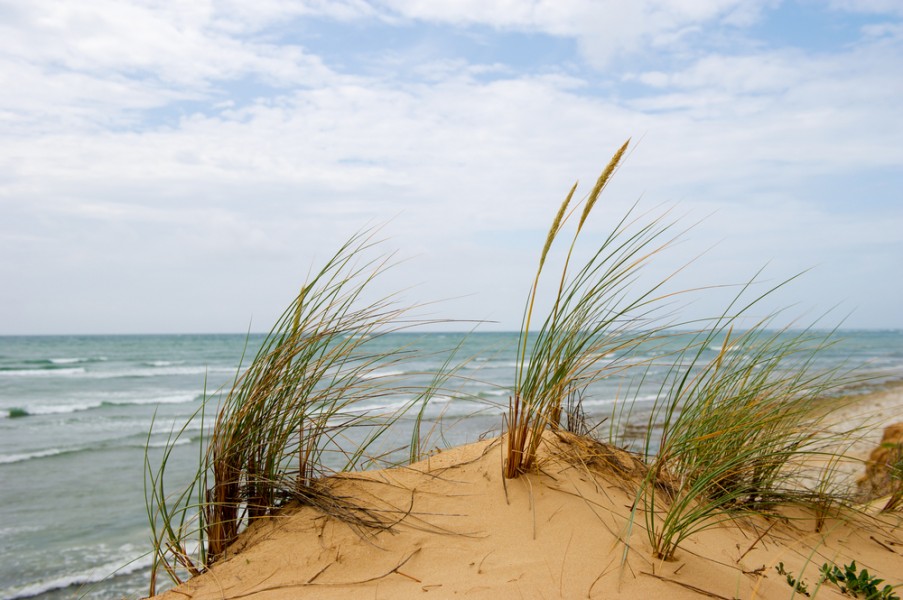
[152,387,903,599]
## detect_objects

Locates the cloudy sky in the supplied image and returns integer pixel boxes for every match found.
[1,0,901,334]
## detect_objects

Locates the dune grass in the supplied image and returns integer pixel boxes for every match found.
[505,140,687,477]
[633,316,854,559]
[490,140,865,560]
[145,229,466,592]
[146,143,874,592]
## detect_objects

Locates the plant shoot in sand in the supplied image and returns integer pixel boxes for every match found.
[146,230,464,592]
[636,317,852,560]
[505,140,681,477]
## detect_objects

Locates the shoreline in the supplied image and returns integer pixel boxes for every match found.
[150,381,903,600]
[823,378,903,461]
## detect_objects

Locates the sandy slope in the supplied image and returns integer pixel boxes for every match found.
[153,386,903,600]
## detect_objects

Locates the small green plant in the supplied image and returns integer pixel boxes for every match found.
[820,561,900,600]
[774,561,900,600]
[776,562,810,597]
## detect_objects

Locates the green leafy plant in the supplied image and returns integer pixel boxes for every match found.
[773,561,900,600]
[820,561,900,600]
[776,562,811,597]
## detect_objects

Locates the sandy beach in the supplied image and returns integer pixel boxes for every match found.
[151,382,903,600]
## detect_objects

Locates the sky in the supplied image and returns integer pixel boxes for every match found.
[1,0,901,334]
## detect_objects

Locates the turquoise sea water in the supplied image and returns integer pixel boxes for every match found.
[1,331,902,600]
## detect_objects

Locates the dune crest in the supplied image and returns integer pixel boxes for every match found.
[153,427,903,600]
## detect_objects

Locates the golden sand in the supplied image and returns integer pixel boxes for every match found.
[152,385,903,599]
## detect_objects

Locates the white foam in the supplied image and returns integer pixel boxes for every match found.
[577,393,659,409]
[105,393,199,406]
[480,389,510,397]
[0,447,72,464]
[26,401,104,415]
[464,361,520,370]
[2,549,154,600]
[344,398,412,413]
[495,361,526,368]
[150,419,209,434]
[359,369,406,380]
[49,357,106,364]
[1,392,199,420]
[87,366,234,379]
[143,437,194,449]
[708,344,740,353]
[0,525,43,538]
[0,367,86,377]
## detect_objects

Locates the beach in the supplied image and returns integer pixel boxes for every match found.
[151,382,903,600]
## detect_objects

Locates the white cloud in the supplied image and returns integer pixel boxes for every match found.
[377,0,773,66]
[0,1,901,332]
[0,0,335,129]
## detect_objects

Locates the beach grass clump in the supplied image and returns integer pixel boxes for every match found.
[146,229,462,592]
[637,314,851,559]
[146,143,871,590]
[505,140,680,478]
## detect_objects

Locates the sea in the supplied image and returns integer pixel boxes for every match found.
[1,330,902,600]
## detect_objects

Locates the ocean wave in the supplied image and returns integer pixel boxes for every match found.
[144,360,186,367]
[102,392,200,406]
[1,401,105,417]
[0,431,204,464]
[576,393,659,409]
[478,388,511,397]
[343,394,497,417]
[87,365,235,379]
[142,437,196,449]
[0,525,43,539]
[48,357,107,365]
[1,393,202,419]
[344,398,414,413]
[0,367,87,377]
[0,364,234,380]
[358,369,407,380]
[2,546,153,600]
[707,344,740,353]
[48,358,81,364]
[0,447,80,465]
[463,358,516,369]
